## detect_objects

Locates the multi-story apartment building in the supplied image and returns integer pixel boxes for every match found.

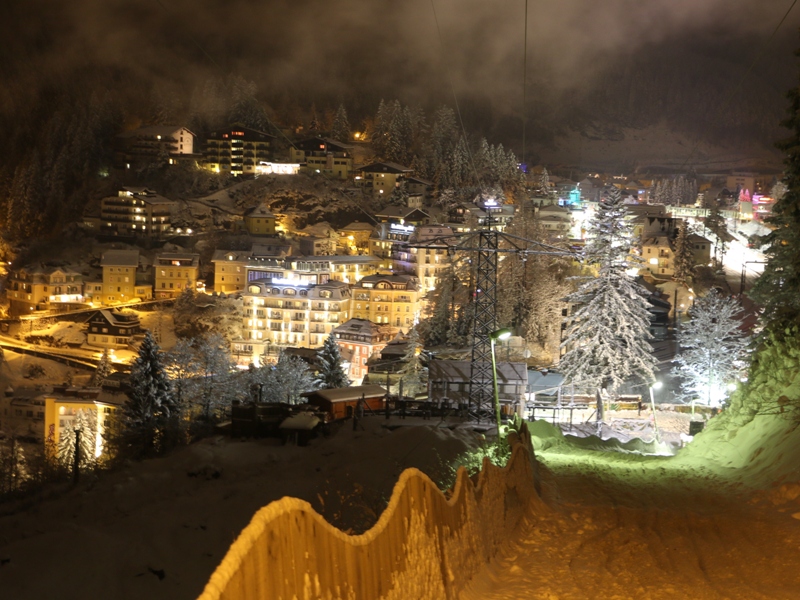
[6,266,84,315]
[100,250,152,305]
[100,187,176,239]
[115,125,196,169]
[355,162,414,196]
[332,318,396,383]
[204,126,275,176]
[234,279,352,364]
[351,274,420,329]
[153,252,200,299]
[289,137,354,179]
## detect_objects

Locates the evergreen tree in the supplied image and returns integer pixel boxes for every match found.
[559,186,657,395]
[399,328,426,398]
[93,348,112,387]
[193,333,235,422]
[164,338,197,411]
[372,99,393,159]
[448,136,472,188]
[421,266,455,346]
[752,58,800,329]
[58,408,97,472]
[0,435,29,494]
[316,333,350,389]
[331,103,351,143]
[673,291,749,407]
[672,220,694,284]
[540,167,551,197]
[253,351,317,404]
[704,205,728,267]
[119,331,179,457]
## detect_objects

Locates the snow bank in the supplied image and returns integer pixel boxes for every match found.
[198,425,542,600]
[676,328,800,487]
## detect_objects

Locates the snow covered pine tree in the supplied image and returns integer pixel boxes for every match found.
[316,332,350,389]
[559,185,658,419]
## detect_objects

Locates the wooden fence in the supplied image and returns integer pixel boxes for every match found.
[198,423,542,600]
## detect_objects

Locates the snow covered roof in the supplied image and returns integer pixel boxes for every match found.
[101,250,139,267]
[302,385,387,403]
[243,203,276,218]
[339,221,377,232]
[117,125,194,139]
[359,161,413,174]
[428,360,528,385]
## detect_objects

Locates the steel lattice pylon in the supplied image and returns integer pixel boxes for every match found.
[469,230,500,418]
[402,213,573,424]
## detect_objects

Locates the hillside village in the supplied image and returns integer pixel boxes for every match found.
[0,114,777,483]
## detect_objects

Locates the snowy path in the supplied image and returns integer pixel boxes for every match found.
[461,459,800,599]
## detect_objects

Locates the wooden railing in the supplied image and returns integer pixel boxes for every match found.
[198,423,541,600]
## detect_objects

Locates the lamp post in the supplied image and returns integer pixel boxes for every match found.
[649,381,662,442]
[490,327,512,438]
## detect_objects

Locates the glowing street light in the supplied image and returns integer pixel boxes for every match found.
[490,327,512,438]
[649,381,663,442]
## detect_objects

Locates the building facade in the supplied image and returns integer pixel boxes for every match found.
[85,309,142,349]
[204,126,275,176]
[115,126,195,169]
[101,250,152,305]
[154,253,200,298]
[333,318,396,383]
[355,162,414,196]
[100,187,176,238]
[351,274,420,329]
[234,280,352,363]
[289,137,354,179]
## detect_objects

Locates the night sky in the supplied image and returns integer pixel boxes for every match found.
[1,0,799,158]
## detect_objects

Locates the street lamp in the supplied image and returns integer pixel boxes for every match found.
[649,381,662,442]
[490,327,512,438]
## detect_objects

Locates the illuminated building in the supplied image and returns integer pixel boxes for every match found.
[243,202,277,236]
[234,280,352,363]
[338,221,376,254]
[332,318,396,383]
[154,252,200,299]
[85,308,142,349]
[355,162,414,196]
[351,273,420,329]
[204,126,275,176]
[43,388,119,460]
[289,137,354,179]
[99,187,177,239]
[115,126,196,169]
[100,250,152,305]
[6,266,84,315]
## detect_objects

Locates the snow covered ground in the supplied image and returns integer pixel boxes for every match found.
[0,417,483,600]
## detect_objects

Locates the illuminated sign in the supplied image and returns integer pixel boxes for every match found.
[390,224,415,233]
[269,278,309,286]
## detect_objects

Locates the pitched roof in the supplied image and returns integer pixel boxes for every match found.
[359,162,413,174]
[101,250,139,267]
[243,203,276,218]
[117,126,193,139]
[303,384,387,403]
